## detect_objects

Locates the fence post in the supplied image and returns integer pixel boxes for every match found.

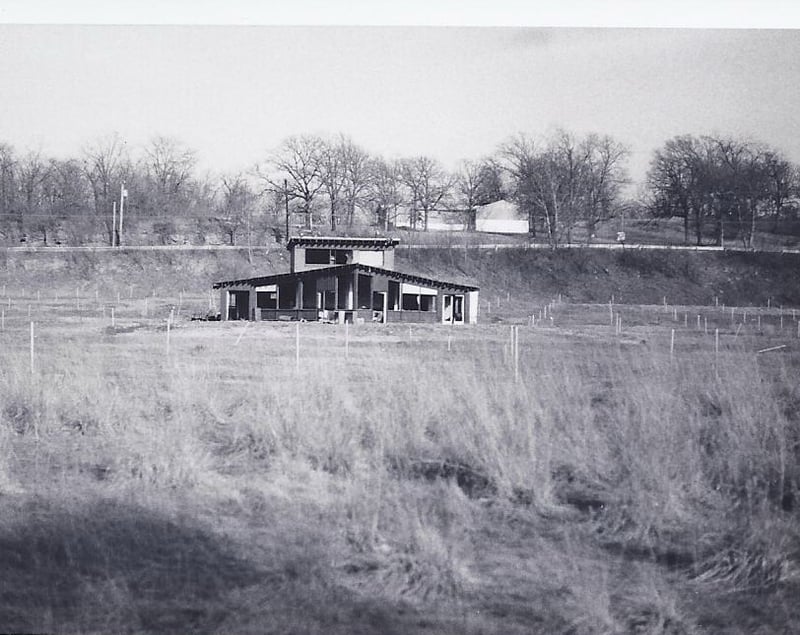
[30,321,34,374]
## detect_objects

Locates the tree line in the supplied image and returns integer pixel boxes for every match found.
[0,130,797,247]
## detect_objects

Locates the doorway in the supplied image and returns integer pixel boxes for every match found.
[229,290,250,320]
[442,294,464,325]
[372,291,387,323]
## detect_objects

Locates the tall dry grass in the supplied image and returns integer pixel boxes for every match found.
[0,317,798,632]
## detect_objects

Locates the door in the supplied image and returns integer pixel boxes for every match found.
[442,295,452,324]
[442,294,464,324]
[372,291,387,323]
[229,290,250,320]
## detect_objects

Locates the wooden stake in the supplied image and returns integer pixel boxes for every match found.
[345,321,349,359]
[111,307,115,328]
[295,321,300,371]
[30,322,34,374]
[670,328,675,359]
[684,313,688,328]
[704,316,708,335]
[447,334,452,351]
[513,325,519,381]
[166,317,171,354]
[758,344,786,354]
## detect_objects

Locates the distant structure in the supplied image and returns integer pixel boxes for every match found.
[474,200,528,234]
[392,200,529,234]
[214,236,479,324]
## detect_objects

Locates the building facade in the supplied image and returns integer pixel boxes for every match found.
[214,237,479,325]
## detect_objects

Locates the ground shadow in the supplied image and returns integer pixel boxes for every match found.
[0,498,262,633]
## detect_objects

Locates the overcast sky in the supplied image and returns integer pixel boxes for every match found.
[1,5,799,188]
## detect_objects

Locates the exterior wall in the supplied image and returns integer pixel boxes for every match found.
[475,219,529,234]
[292,245,397,272]
[386,310,438,323]
[467,291,479,324]
[351,249,384,267]
[256,308,318,321]
[220,290,229,320]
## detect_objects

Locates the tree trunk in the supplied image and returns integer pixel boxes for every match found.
[683,212,689,245]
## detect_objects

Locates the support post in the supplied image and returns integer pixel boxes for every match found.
[295,321,300,371]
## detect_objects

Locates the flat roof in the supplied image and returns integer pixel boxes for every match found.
[213,263,478,292]
[286,236,400,250]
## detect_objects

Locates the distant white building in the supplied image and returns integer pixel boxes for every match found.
[475,200,528,234]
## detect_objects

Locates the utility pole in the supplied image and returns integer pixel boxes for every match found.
[284,178,290,244]
[112,201,117,246]
[118,183,127,246]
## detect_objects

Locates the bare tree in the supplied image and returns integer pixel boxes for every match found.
[339,136,372,228]
[82,133,128,245]
[45,158,91,243]
[399,156,452,231]
[367,157,404,231]
[498,134,539,237]
[455,159,492,231]
[763,149,795,231]
[215,173,256,246]
[319,137,346,232]
[581,134,630,242]
[0,143,17,240]
[17,151,50,243]
[258,135,325,231]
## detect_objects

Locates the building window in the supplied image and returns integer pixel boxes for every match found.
[256,291,277,309]
[388,281,400,310]
[305,249,329,265]
[402,294,419,311]
[278,282,297,309]
[419,295,436,312]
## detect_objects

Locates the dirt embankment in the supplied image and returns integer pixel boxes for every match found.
[1,246,798,307]
[399,247,800,307]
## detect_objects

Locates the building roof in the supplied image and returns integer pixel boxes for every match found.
[286,236,400,250]
[213,263,479,292]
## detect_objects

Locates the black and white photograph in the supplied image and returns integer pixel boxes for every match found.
[1,1,800,632]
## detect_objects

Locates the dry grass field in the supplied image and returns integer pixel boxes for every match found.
[1,285,799,633]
